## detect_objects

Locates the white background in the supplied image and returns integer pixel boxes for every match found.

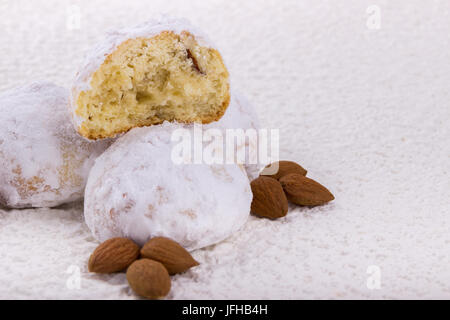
[0,0,449,299]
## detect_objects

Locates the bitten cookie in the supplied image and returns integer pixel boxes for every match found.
[84,122,252,251]
[0,82,110,208]
[71,16,230,140]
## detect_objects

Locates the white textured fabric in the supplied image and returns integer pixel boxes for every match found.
[0,0,450,299]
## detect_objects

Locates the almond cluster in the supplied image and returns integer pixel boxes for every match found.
[88,236,199,299]
[251,160,335,219]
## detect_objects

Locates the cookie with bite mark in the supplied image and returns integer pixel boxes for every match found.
[71,17,230,140]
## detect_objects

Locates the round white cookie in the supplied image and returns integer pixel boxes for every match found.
[0,82,110,208]
[207,91,261,180]
[84,122,252,250]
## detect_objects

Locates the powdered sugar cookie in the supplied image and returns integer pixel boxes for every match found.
[0,82,110,208]
[84,122,251,250]
[71,16,230,140]
[207,91,262,180]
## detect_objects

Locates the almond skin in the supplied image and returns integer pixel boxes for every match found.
[250,176,289,219]
[279,173,335,206]
[126,259,171,299]
[140,237,199,275]
[260,160,307,180]
[88,238,140,273]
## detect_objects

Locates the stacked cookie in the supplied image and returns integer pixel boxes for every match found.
[0,17,259,250]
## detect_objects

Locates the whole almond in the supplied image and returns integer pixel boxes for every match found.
[279,173,335,206]
[127,259,171,299]
[88,237,140,273]
[260,160,307,180]
[250,176,288,219]
[140,237,199,275]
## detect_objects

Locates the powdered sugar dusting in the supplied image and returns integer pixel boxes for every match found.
[0,82,110,208]
[84,122,252,251]
[207,91,262,180]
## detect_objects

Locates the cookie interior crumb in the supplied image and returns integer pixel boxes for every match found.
[75,31,230,139]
